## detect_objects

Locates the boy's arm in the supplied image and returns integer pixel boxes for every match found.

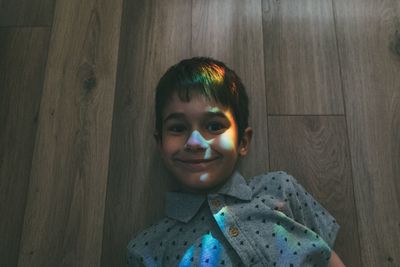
[127,256,145,267]
[127,243,146,267]
[328,250,346,267]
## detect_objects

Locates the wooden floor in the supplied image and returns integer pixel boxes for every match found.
[1,0,399,266]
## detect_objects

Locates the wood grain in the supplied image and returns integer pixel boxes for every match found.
[0,27,50,267]
[0,0,55,26]
[333,0,400,266]
[268,115,362,266]
[16,0,123,265]
[0,0,398,265]
[101,1,191,266]
[262,0,343,115]
[192,0,269,178]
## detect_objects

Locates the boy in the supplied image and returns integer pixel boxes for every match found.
[127,57,345,266]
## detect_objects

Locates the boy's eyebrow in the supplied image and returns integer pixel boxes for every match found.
[163,111,229,123]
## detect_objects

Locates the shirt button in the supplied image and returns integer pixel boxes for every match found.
[210,199,221,207]
[228,226,239,237]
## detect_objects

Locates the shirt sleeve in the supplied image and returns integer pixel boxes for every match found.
[127,239,146,267]
[127,256,145,267]
[281,171,340,249]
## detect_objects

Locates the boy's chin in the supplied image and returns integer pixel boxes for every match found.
[174,173,228,194]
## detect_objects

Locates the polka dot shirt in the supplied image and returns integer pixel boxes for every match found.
[127,171,340,267]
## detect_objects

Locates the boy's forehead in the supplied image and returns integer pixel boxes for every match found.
[163,91,231,118]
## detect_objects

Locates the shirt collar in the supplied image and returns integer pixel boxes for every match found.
[165,170,252,223]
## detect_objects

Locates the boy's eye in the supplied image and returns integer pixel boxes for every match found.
[207,122,225,132]
[167,124,186,133]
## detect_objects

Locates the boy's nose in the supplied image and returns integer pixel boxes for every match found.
[184,130,208,151]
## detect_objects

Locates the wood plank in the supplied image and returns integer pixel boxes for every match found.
[268,116,362,266]
[192,0,269,178]
[262,0,343,115]
[101,1,191,266]
[16,0,123,265]
[0,0,55,26]
[333,0,400,266]
[0,27,50,267]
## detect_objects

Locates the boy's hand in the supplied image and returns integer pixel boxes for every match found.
[328,250,346,267]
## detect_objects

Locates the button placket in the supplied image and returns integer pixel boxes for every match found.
[228,226,239,237]
[210,199,221,208]
[219,204,257,266]
[208,196,256,265]
[208,195,223,212]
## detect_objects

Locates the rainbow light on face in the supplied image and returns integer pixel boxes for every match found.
[220,134,234,151]
[186,130,209,149]
[208,107,222,113]
[199,173,209,181]
[184,108,238,158]
[206,107,237,152]
[218,110,237,152]
[204,146,212,159]
[184,130,211,182]
[183,107,238,184]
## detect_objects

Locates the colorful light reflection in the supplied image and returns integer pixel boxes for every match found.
[272,213,301,266]
[214,207,227,231]
[199,233,222,266]
[178,208,227,267]
[178,232,222,267]
[200,173,209,182]
[195,63,225,86]
[178,244,195,267]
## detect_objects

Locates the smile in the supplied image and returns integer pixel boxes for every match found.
[176,157,220,171]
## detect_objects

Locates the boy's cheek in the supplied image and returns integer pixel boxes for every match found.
[161,136,184,151]
[215,129,237,151]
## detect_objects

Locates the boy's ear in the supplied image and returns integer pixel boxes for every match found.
[238,127,253,157]
[153,131,161,147]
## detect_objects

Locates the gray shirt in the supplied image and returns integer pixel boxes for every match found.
[127,170,340,267]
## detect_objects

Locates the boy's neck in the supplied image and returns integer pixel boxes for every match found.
[179,182,225,195]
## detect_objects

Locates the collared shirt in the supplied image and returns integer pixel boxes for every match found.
[127,170,340,267]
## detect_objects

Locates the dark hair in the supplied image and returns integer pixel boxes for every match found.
[155,57,249,145]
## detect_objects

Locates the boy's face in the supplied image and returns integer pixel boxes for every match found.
[156,91,252,194]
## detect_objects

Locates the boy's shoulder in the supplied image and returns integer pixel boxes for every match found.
[248,170,299,192]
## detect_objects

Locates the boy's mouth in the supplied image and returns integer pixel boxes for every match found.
[175,157,220,171]
[178,158,219,163]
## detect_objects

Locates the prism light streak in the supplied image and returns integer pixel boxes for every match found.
[214,206,227,231]
[273,215,300,266]
[178,207,227,266]
[219,134,234,151]
[199,233,221,266]
[183,107,237,184]
[194,64,225,86]
[198,207,227,266]
[178,244,195,267]
[178,233,224,267]
[184,107,237,160]
[200,173,209,182]
[186,130,209,149]
[219,111,237,152]
[204,146,212,159]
